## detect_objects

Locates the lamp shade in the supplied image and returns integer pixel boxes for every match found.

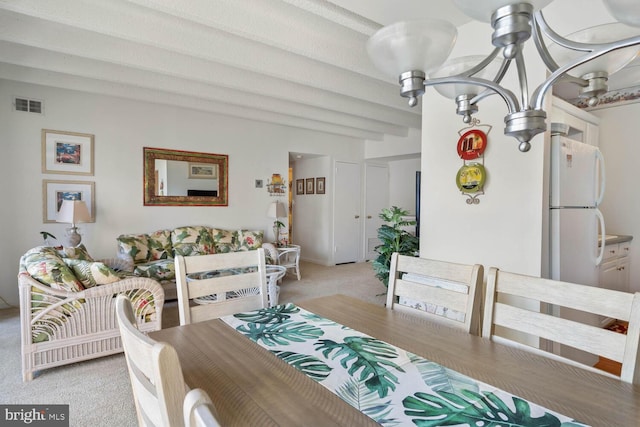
[366,20,457,79]
[267,201,286,219]
[547,23,640,78]
[452,0,552,23]
[603,0,640,27]
[57,200,91,224]
[430,55,504,99]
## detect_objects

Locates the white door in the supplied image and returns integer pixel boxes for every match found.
[365,164,389,260]
[334,161,361,264]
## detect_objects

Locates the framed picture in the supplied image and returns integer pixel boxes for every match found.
[306,178,315,195]
[188,163,218,179]
[43,180,95,223]
[316,177,326,194]
[296,179,305,195]
[42,129,94,175]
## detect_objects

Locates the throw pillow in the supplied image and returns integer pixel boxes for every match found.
[21,248,85,293]
[148,229,173,260]
[57,244,95,261]
[117,233,151,263]
[236,230,264,251]
[63,259,122,288]
[210,228,236,253]
[172,226,215,256]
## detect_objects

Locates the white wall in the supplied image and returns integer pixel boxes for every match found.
[1,79,364,305]
[420,19,548,275]
[388,157,420,215]
[291,156,333,265]
[592,103,640,292]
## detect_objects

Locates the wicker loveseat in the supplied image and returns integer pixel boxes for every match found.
[18,245,164,381]
[116,225,277,300]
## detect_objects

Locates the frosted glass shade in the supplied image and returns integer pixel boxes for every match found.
[430,55,503,99]
[603,0,640,27]
[366,20,457,79]
[547,23,640,78]
[453,0,552,23]
[608,57,640,90]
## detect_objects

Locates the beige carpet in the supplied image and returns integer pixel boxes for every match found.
[1,261,385,426]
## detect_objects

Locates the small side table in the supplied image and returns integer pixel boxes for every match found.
[276,244,301,280]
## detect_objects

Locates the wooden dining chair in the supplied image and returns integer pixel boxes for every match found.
[175,248,268,325]
[386,253,484,334]
[483,267,640,384]
[115,295,187,426]
[183,388,221,427]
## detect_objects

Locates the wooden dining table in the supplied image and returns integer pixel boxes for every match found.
[150,294,640,426]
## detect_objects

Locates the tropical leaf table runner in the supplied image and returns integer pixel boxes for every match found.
[221,303,588,427]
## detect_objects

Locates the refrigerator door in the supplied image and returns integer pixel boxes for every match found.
[550,136,605,208]
[550,208,602,285]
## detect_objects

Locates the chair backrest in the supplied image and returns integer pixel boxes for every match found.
[175,248,268,325]
[115,295,187,426]
[483,267,640,384]
[386,253,484,334]
[183,388,221,427]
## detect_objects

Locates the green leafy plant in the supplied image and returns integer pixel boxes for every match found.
[39,231,57,246]
[372,206,419,287]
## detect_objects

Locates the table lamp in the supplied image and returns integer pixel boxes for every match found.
[267,201,287,244]
[56,200,91,247]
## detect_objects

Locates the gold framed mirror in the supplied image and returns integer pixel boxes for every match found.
[143,147,228,206]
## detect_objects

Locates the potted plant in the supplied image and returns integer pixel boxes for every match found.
[372,206,419,287]
[39,231,58,246]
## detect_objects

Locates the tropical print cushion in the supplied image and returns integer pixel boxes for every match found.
[210,228,237,253]
[236,230,264,251]
[148,229,173,261]
[172,226,215,256]
[117,233,150,263]
[134,259,176,281]
[57,244,94,261]
[63,259,122,288]
[20,246,84,292]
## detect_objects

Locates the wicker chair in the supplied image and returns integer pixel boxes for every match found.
[19,272,164,381]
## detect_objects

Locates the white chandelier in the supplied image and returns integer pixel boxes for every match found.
[366,0,640,152]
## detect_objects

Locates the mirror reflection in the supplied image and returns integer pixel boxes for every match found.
[143,147,228,206]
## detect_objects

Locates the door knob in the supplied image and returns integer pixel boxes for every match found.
[367,215,372,219]
[355,215,360,219]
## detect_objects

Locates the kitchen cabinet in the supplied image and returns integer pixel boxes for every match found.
[599,240,631,292]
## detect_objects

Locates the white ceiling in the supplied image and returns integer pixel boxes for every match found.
[0,0,470,141]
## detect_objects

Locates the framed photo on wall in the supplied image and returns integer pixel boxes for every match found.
[296,179,305,195]
[306,178,315,195]
[43,180,95,223]
[42,129,94,175]
[188,163,218,179]
[316,177,326,194]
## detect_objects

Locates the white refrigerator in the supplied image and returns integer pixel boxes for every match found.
[549,135,606,364]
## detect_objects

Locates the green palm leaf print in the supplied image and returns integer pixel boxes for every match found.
[403,389,563,427]
[272,350,331,381]
[316,336,404,398]
[237,321,324,346]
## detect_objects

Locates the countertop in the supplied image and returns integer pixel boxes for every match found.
[599,234,633,246]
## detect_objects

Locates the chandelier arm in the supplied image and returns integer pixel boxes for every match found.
[531,12,561,72]
[534,11,598,52]
[459,48,502,78]
[514,49,530,109]
[424,76,520,113]
[532,36,640,110]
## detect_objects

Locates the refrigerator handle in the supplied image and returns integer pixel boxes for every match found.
[596,208,605,266]
[595,148,606,206]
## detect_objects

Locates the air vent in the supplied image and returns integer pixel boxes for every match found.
[13,96,43,114]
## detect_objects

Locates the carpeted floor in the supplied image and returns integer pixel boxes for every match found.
[1,260,385,426]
